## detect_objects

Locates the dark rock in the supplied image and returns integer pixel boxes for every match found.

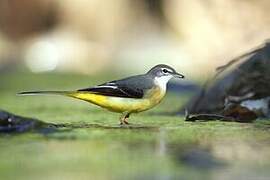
[0,109,54,133]
[181,40,270,121]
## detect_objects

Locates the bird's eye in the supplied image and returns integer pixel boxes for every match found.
[162,69,169,73]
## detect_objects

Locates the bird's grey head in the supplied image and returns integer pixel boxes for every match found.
[147,64,185,90]
[147,64,184,79]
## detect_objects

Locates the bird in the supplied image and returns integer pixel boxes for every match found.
[18,64,184,125]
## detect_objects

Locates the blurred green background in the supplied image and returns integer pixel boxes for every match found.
[1,1,270,180]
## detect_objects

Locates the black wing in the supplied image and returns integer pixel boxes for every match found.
[77,75,154,99]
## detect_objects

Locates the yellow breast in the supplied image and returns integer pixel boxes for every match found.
[68,87,165,113]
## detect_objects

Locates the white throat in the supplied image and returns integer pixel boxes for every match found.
[154,75,173,92]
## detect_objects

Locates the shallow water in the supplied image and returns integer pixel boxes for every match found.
[1,122,270,180]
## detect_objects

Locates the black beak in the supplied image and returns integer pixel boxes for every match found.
[173,72,185,79]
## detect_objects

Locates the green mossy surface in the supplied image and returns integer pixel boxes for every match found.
[1,72,270,180]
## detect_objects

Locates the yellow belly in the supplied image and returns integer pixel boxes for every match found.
[68,87,165,113]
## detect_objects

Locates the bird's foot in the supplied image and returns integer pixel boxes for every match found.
[119,112,130,126]
[119,119,130,126]
[123,119,129,125]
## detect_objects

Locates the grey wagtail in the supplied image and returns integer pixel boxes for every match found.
[19,64,184,125]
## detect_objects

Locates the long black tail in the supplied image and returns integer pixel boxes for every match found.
[17,91,72,96]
